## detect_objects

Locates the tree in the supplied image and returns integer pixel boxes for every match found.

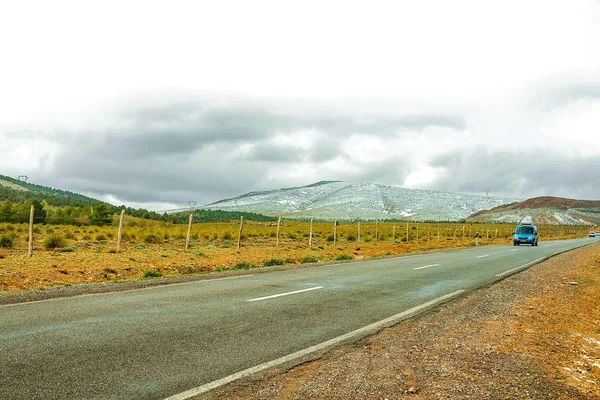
[0,202,15,223]
[12,200,46,224]
[46,208,67,225]
[90,202,113,226]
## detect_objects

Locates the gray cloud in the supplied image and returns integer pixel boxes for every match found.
[533,77,600,109]
[339,156,412,186]
[33,99,464,208]
[310,114,465,136]
[426,147,600,200]
[245,142,306,163]
[245,135,343,163]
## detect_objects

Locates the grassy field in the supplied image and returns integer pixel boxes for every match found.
[0,218,592,292]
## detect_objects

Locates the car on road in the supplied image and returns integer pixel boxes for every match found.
[513,218,538,246]
[590,231,596,238]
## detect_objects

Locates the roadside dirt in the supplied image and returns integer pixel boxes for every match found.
[204,242,600,399]
[0,234,504,294]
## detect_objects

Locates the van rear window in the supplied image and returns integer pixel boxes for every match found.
[516,226,534,234]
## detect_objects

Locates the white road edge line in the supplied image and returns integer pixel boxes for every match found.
[477,255,489,258]
[495,257,546,277]
[164,289,466,400]
[509,249,519,252]
[0,275,254,308]
[247,286,323,302]
[413,264,441,270]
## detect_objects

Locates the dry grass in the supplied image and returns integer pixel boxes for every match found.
[0,220,591,292]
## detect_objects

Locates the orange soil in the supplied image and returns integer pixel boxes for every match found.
[1,235,501,292]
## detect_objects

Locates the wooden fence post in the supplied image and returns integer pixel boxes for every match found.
[237,216,244,249]
[185,213,193,251]
[333,220,337,245]
[28,205,34,257]
[375,219,378,242]
[276,217,281,246]
[393,225,396,242]
[406,223,409,243]
[437,227,440,240]
[309,217,313,248]
[416,223,419,243]
[117,209,125,253]
[357,221,361,243]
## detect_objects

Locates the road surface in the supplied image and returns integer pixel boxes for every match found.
[0,237,595,399]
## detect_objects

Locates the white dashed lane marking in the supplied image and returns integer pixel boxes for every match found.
[413,264,441,270]
[247,286,324,302]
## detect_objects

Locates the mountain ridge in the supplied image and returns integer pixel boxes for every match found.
[467,196,600,226]
[207,181,522,221]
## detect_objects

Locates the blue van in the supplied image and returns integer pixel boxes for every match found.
[513,217,538,246]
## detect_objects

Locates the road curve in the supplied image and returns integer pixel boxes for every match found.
[0,237,595,399]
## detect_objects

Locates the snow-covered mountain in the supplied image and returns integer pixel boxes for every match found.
[207,181,521,221]
[467,196,600,226]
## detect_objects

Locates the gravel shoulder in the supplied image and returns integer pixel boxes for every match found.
[205,242,600,399]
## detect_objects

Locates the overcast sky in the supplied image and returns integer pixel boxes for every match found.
[1,0,599,211]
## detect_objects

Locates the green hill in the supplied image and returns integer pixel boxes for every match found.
[0,174,275,225]
[0,174,99,203]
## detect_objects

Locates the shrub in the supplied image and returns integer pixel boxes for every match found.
[233,262,253,270]
[64,231,76,240]
[95,234,107,241]
[326,234,335,242]
[0,235,15,248]
[301,255,318,264]
[346,234,356,242]
[143,269,163,278]
[43,234,66,249]
[56,247,74,253]
[221,231,233,240]
[263,258,284,267]
[144,234,162,244]
[336,254,353,261]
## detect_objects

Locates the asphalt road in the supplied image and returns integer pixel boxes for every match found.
[1,238,596,399]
